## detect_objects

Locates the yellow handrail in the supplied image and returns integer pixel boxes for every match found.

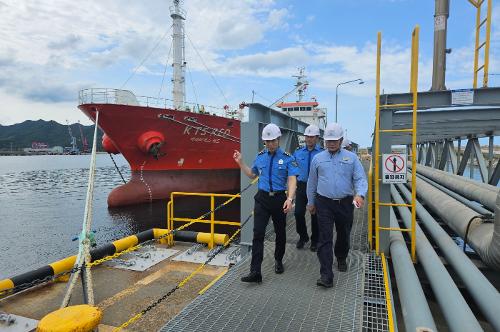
[374,26,418,262]
[167,191,241,249]
[471,0,492,88]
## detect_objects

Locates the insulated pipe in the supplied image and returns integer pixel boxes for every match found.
[396,183,500,331]
[408,176,500,270]
[388,208,437,332]
[416,173,493,215]
[415,164,499,210]
[390,186,483,332]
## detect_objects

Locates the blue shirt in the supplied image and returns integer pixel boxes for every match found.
[306,149,367,205]
[293,144,323,182]
[251,147,300,192]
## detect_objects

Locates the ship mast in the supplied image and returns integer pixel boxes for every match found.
[293,67,308,102]
[170,0,186,110]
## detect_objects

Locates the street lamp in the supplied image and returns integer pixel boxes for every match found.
[335,78,364,123]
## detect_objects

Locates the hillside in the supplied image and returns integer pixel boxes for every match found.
[0,120,103,151]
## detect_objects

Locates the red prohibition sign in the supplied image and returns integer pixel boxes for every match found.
[385,154,405,173]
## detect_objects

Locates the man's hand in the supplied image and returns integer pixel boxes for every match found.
[353,195,364,208]
[233,150,242,164]
[307,204,316,215]
[283,199,293,213]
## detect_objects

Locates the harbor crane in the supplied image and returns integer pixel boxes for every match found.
[65,120,79,154]
[78,120,89,153]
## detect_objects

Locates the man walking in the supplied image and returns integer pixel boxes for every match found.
[293,124,323,251]
[233,123,299,283]
[307,123,367,288]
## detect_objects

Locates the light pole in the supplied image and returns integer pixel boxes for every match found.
[335,78,364,123]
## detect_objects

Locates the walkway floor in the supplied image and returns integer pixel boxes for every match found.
[161,201,390,332]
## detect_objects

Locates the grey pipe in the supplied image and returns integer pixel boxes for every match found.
[389,208,437,332]
[390,186,483,331]
[415,164,499,210]
[396,183,500,331]
[408,176,500,270]
[416,173,493,215]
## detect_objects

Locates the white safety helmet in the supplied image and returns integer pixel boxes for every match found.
[323,123,344,141]
[304,124,320,136]
[341,138,351,147]
[261,123,282,140]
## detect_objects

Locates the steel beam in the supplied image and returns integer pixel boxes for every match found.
[489,162,500,186]
[458,139,474,176]
[471,137,488,183]
[381,86,500,109]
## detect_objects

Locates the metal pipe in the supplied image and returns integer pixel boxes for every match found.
[390,186,483,331]
[407,175,500,270]
[388,208,437,332]
[415,173,493,215]
[396,183,500,331]
[415,164,499,210]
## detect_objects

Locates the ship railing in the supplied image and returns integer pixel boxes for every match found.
[78,88,229,116]
[166,192,241,249]
[78,88,176,109]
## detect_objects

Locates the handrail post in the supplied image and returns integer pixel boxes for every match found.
[375,32,382,255]
[210,196,215,249]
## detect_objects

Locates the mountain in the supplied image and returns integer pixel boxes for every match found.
[0,120,103,151]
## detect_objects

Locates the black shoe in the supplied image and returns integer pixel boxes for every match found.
[241,272,262,283]
[310,243,317,252]
[316,278,333,288]
[338,258,347,272]
[296,239,308,249]
[275,260,284,274]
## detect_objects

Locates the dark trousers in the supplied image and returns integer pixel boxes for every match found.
[316,194,354,281]
[250,190,287,274]
[294,181,318,243]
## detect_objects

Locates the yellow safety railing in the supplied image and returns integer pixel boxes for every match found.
[167,192,241,249]
[374,26,419,262]
[469,0,492,88]
[381,253,395,332]
[368,166,373,250]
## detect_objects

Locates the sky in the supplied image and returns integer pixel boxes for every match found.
[1,0,499,147]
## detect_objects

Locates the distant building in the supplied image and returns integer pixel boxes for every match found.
[24,145,64,155]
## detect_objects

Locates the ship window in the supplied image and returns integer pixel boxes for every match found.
[294,107,299,111]
[307,107,312,111]
[300,107,305,111]
[227,121,234,127]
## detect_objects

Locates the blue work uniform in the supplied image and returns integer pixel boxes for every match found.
[249,147,299,274]
[293,144,323,245]
[306,149,367,282]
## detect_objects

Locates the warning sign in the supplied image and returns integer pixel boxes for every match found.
[382,154,407,184]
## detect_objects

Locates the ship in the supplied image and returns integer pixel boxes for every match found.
[78,1,325,207]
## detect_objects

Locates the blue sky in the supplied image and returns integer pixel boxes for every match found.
[0,0,499,146]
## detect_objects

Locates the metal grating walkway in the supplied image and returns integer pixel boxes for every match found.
[161,202,389,332]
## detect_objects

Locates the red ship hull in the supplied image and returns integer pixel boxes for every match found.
[78,103,241,207]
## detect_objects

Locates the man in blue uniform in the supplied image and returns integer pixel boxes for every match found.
[233,123,299,283]
[307,123,367,288]
[293,124,323,251]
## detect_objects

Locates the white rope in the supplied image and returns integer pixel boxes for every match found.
[61,111,100,307]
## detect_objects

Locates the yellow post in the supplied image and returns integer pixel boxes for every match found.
[368,166,373,250]
[483,0,492,87]
[374,32,382,255]
[210,195,215,249]
[473,0,481,88]
[410,26,420,263]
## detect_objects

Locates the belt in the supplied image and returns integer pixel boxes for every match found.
[317,194,353,203]
[258,189,286,197]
